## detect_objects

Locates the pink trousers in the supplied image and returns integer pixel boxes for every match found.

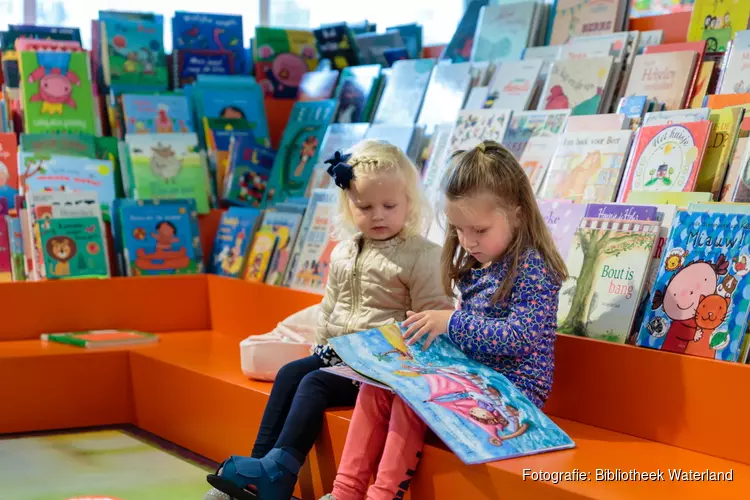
[331,385,427,500]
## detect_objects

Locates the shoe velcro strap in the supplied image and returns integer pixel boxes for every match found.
[266,448,302,475]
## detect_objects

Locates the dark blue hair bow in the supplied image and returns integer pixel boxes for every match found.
[325,150,355,190]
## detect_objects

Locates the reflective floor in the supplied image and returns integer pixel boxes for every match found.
[0,426,215,500]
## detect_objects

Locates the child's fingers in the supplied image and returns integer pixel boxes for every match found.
[402,316,425,336]
[406,310,416,317]
[422,331,439,351]
[406,325,430,346]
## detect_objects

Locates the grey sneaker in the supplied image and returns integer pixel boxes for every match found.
[204,488,233,500]
[319,495,337,500]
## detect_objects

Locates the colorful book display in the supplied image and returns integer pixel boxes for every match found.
[328,324,575,465]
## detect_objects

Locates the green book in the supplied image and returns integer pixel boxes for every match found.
[41,330,158,348]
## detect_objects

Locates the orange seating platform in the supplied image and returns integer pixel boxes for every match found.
[1,275,748,499]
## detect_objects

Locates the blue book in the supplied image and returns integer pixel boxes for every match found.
[262,100,336,207]
[112,198,203,276]
[223,136,276,208]
[210,207,261,277]
[327,324,575,465]
[637,210,750,362]
[172,12,245,73]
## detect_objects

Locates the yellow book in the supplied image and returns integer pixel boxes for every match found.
[690,61,714,109]
[688,201,750,213]
[696,108,743,197]
[243,228,279,283]
[687,0,750,51]
[626,191,712,208]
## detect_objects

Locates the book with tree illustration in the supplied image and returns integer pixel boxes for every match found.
[112,198,203,277]
[20,153,116,219]
[326,324,575,465]
[539,130,633,203]
[618,121,712,202]
[18,50,97,135]
[558,217,659,343]
[636,210,750,361]
[124,133,211,214]
[37,216,110,279]
[262,100,336,207]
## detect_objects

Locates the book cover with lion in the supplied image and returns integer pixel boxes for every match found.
[38,216,109,280]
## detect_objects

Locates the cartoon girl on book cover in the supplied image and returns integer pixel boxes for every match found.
[395,365,530,445]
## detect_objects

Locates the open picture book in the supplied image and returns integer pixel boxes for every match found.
[324,323,575,465]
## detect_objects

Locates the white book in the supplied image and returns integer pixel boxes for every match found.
[417,62,473,129]
[471,2,538,62]
[487,59,543,111]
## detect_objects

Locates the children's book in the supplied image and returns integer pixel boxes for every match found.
[283,189,338,288]
[333,64,382,123]
[549,0,626,45]
[306,123,369,197]
[41,329,158,348]
[210,207,262,278]
[623,52,698,111]
[447,109,513,152]
[687,0,750,52]
[626,190,712,208]
[628,203,679,344]
[486,60,543,112]
[618,121,712,202]
[558,217,660,343]
[6,216,25,281]
[223,137,276,208]
[263,100,336,207]
[98,12,169,92]
[125,133,211,214]
[37,216,110,279]
[417,62,473,130]
[0,216,11,282]
[440,0,489,62]
[259,210,304,286]
[20,153,117,219]
[372,59,435,125]
[243,227,279,283]
[537,200,587,260]
[113,198,203,276]
[471,2,538,62]
[328,324,575,465]
[173,49,235,88]
[313,23,360,70]
[539,130,633,203]
[18,50,97,135]
[636,210,750,362]
[539,57,615,116]
[172,12,245,74]
[288,198,338,294]
[203,118,257,197]
[503,110,570,160]
[0,133,20,211]
[254,27,319,98]
[121,94,193,134]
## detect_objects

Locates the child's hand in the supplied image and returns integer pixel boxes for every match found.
[402,310,454,351]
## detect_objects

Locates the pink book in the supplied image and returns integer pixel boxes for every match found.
[537,200,587,260]
[14,39,83,52]
[0,216,12,282]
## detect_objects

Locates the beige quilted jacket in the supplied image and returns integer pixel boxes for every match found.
[316,233,455,345]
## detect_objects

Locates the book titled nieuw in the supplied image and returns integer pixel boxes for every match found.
[325,324,575,465]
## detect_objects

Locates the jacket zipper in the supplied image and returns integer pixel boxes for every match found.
[344,244,368,334]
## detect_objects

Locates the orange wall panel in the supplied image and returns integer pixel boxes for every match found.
[629,12,691,44]
[0,275,211,340]
[208,276,322,338]
[0,348,133,434]
[546,334,750,465]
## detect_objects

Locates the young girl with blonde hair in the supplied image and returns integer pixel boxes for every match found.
[322,140,567,500]
[206,140,454,500]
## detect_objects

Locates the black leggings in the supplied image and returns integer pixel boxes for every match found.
[251,355,359,460]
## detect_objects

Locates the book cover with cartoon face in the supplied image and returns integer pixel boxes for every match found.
[637,210,750,361]
[18,51,97,135]
[115,199,203,276]
[38,216,109,279]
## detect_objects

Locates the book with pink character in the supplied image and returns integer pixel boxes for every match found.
[325,323,575,465]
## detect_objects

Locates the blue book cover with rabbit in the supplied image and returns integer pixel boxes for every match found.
[329,324,575,465]
[114,199,203,276]
[263,100,335,207]
[636,211,750,362]
[172,12,245,74]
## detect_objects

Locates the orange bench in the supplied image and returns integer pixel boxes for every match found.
[1,275,748,499]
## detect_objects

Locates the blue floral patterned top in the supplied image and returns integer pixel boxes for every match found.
[448,248,561,409]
